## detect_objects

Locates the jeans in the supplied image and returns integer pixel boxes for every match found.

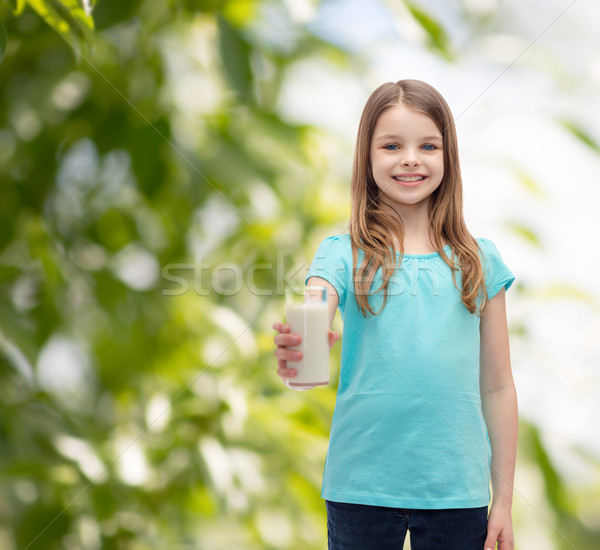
[326,500,488,550]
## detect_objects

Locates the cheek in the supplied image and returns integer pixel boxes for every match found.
[375,153,395,170]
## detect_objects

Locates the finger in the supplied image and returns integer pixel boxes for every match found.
[277,361,297,378]
[328,330,339,346]
[274,333,302,347]
[274,347,303,362]
[498,536,514,550]
[278,367,298,378]
[484,528,500,550]
[272,322,290,333]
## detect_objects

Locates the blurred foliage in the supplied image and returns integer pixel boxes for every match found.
[404,1,453,61]
[0,1,599,549]
[1,0,95,57]
[560,119,600,154]
[0,1,351,548]
[518,422,600,550]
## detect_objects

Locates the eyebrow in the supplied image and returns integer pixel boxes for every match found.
[375,134,443,142]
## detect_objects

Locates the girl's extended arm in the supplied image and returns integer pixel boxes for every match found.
[480,288,518,550]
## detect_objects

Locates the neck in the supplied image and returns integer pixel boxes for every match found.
[380,199,437,253]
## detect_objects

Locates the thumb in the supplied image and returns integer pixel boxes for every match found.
[484,525,499,550]
[328,330,339,348]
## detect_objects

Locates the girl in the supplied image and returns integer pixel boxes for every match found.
[273,80,517,550]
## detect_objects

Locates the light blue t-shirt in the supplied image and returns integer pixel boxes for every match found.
[305,234,515,509]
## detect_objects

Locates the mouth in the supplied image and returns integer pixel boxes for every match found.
[392,175,427,187]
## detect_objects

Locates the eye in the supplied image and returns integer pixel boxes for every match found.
[384,144,400,150]
[422,144,438,151]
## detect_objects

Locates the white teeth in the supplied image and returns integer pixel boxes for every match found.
[394,176,425,182]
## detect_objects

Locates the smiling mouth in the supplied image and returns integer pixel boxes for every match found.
[393,175,426,182]
[393,175,427,187]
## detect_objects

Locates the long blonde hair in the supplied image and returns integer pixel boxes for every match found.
[349,80,487,316]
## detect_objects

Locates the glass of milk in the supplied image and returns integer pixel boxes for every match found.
[285,286,330,390]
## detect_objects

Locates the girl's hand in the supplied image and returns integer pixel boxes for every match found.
[272,322,339,384]
[273,322,302,382]
[484,503,514,550]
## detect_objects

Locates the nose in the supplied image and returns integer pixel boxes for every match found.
[401,148,420,167]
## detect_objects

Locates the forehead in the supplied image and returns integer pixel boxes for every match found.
[373,103,441,140]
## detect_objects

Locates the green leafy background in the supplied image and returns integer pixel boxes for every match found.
[0,1,599,549]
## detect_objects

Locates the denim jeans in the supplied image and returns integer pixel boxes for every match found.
[326,500,488,550]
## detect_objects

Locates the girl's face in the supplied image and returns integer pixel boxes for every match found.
[369,103,444,215]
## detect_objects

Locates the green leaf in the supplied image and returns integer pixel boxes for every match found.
[221,0,257,27]
[524,423,571,514]
[26,0,95,53]
[0,17,6,64]
[4,0,26,15]
[543,283,597,304]
[506,221,542,248]
[405,2,453,61]
[217,15,253,103]
[504,160,545,197]
[560,119,600,154]
[517,173,544,197]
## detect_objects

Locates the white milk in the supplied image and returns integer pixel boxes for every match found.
[285,301,329,389]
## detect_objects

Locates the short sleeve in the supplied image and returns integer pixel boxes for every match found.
[477,238,515,300]
[305,234,352,307]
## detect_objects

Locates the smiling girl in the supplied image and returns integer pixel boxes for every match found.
[273,80,517,550]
